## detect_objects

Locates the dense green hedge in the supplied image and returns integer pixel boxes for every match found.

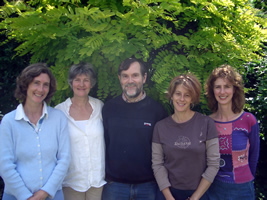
[244,58,267,200]
[0,0,266,106]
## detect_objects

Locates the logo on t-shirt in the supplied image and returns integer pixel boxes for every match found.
[144,122,151,126]
[174,136,191,149]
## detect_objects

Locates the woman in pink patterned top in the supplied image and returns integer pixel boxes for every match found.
[205,64,260,200]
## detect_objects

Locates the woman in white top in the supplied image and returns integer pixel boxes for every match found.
[56,62,106,200]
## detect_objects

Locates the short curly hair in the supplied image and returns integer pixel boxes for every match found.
[167,73,201,105]
[14,63,57,104]
[205,64,245,113]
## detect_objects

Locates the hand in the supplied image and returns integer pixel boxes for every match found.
[162,187,175,200]
[27,190,49,200]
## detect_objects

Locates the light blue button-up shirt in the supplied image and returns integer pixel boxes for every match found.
[0,103,70,200]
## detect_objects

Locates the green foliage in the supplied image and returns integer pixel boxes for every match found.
[244,60,267,139]
[0,37,31,117]
[243,50,267,199]
[253,0,267,13]
[0,0,266,106]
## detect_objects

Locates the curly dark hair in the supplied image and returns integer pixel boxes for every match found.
[205,64,245,113]
[167,73,201,105]
[14,63,57,104]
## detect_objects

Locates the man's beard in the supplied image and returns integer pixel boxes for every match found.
[123,83,143,99]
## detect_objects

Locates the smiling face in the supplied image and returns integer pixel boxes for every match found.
[171,84,192,114]
[213,77,234,107]
[72,74,91,98]
[118,61,147,101]
[26,73,50,105]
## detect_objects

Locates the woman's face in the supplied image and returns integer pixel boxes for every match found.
[171,84,192,114]
[213,78,234,106]
[72,74,91,98]
[26,73,50,105]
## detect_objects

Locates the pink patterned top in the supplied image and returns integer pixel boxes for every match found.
[214,112,260,184]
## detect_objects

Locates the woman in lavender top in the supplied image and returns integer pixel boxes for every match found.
[152,74,220,200]
[205,64,260,200]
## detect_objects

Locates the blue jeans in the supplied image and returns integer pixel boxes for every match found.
[207,179,255,200]
[102,181,158,200]
[156,187,208,200]
[2,190,64,200]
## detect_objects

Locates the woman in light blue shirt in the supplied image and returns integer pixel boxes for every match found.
[0,63,70,200]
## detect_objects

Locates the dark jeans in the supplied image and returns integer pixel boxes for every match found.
[207,179,255,200]
[102,181,158,200]
[156,187,208,200]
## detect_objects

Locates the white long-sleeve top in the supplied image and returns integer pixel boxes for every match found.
[55,96,106,192]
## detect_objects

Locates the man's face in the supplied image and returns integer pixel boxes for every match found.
[118,61,147,101]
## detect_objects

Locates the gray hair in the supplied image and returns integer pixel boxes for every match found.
[68,62,96,89]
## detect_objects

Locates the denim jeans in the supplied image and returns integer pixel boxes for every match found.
[2,190,64,200]
[156,187,208,200]
[102,181,158,200]
[207,179,255,200]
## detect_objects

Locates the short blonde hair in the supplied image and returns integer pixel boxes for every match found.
[167,73,201,105]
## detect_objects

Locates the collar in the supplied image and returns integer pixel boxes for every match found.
[65,96,94,109]
[15,102,48,121]
[122,91,146,103]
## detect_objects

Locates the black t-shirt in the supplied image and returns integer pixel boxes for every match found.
[102,95,167,183]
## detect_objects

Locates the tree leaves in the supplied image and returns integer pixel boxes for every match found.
[0,0,266,106]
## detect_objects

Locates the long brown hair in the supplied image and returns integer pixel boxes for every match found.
[205,64,245,113]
